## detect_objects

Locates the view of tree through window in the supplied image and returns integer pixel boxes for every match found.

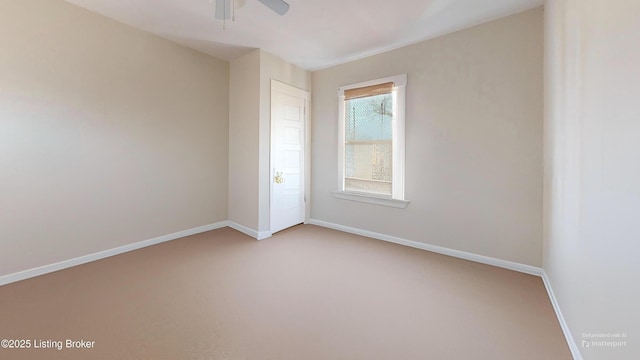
[344,93,393,195]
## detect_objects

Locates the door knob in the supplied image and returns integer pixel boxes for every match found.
[274,171,284,184]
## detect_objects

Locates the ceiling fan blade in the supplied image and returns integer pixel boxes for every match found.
[257,0,290,16]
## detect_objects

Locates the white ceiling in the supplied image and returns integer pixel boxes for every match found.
[65,0,544,71]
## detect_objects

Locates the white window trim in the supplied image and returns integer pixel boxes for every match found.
[332,190,410,208]
[335,74,409,208]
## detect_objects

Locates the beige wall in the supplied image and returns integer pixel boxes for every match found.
[0,0,229,276]
[228,50,261,230]
[311,8,544,266]
[544,1,640,359]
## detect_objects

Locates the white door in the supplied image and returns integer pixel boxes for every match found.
[270,80,308,233]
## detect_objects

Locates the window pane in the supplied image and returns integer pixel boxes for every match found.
[344,93,393,195]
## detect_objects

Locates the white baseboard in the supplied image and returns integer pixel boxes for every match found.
[227,221,272,240]
[541,271,583,360]
[0,221,228,287]
[308,219,543,276]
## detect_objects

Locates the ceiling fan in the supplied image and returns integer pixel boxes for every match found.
[214,0,290,20]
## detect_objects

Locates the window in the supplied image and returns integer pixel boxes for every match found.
[335,74,409,208]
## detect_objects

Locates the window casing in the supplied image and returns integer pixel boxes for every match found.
[336,74,408,207]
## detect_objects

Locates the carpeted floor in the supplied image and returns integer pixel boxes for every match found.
[0,225,571,359]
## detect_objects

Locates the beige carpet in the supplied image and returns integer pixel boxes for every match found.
[0,225,571,359]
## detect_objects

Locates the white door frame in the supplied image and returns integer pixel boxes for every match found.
[270,79,311,233]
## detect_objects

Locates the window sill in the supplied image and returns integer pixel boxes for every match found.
[332,191,411,209]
